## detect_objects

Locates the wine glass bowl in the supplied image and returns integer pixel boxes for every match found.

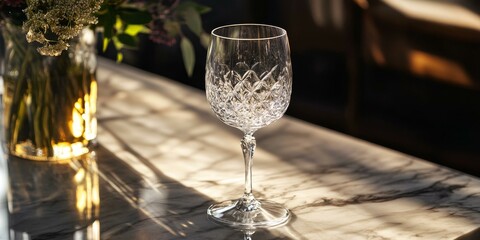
[205,24,292,229]
[206,24,292,134]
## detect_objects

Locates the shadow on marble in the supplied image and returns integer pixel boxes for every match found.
[455,227,480,240]
[94,145,295,239]
[256,121,480,232]
[0,146,295,239]
[95,64,480,238]
[95,71,309,239]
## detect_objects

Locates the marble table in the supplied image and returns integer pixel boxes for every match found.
[1,59,480,240]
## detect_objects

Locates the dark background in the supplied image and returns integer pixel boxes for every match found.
[100,0,480,177]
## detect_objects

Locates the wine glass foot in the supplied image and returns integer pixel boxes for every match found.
[207,199,291,229]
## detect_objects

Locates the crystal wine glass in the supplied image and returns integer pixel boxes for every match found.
[205,24,292,229]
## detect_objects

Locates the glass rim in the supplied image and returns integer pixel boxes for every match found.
[211,23,287,41]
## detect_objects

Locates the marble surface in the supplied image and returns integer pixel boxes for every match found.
[1,59,480,239]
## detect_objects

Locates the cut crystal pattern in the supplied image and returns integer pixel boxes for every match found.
[206,62,292,133]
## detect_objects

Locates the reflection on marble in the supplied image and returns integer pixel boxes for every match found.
[0,152,8,239]
[1,59,480,239]
[1,153,99,240]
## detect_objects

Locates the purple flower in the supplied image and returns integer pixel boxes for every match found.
[148,0,179,19]
[149,19,176,46]
[147,0,179,46]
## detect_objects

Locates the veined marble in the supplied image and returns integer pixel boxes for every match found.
[1,59,480,240]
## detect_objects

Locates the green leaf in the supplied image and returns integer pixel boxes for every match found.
[98,7,116,38]
[125,24,149,36]
[102,37,111,52]
[164,20,181,37]
[118,8,152,25]
[177,1,211,14]
[112,37,124,51]
[111,37,124,62]
[117,52,124,63]
[200,32,211,48]
[117,33,137,48]
[180,37,195,77]
[181,8,202,36]
[115,16,123,30]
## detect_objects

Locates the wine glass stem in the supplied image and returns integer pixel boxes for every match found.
[240,134,259,211]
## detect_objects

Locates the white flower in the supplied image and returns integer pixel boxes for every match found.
[23,0,103,56]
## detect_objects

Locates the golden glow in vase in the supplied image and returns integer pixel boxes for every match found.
[1,24,97,161]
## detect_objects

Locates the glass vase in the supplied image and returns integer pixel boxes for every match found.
[1,23,97,161]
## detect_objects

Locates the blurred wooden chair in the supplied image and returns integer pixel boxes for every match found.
[363,0,480,86]
[345,0,480,175]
